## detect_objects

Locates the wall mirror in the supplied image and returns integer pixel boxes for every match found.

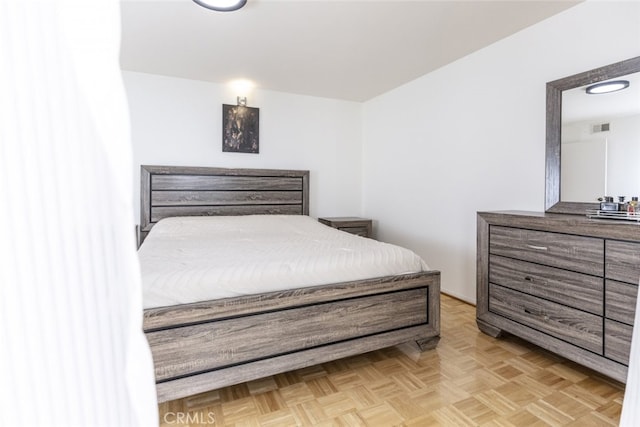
[545,56,640,214]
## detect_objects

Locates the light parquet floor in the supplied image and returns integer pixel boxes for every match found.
[158,294,625,426]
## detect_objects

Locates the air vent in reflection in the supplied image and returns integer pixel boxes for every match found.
[592,123,610,133]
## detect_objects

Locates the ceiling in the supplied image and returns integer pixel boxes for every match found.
[119,0,581,102]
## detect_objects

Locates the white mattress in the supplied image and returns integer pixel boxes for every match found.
[139,215,430,309]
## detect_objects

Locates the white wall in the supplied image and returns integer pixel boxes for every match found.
[122,71,363,221]
[124,1,640,303]
[562,114,640,201]
[362,1,640,303]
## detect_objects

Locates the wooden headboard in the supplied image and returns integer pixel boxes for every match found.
[139,165,310,244]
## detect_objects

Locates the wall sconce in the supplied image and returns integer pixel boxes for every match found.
[237,96,247,106]
[193,0,247,12]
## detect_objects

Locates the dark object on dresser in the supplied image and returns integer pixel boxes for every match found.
[477,211,640,383]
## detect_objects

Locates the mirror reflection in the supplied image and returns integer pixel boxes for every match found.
[561,71,640,203]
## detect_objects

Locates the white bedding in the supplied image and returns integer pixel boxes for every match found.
[139,215,429,309]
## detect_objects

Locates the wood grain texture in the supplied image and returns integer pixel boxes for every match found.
[489,283,603,353]
[545,77,562,212]
[148,288,428,381]
[140,165,152,235]
[151,190,302,206]
[151,205,303,222]
[140,166,441,403]
[158,295,625,427]
[139,165,309,243]
[605,279,638,325]
[144,272,438,331]
[476,213,490,318]
[318,217,373,238]
[415,335,440,351]
[476,318,503,338]
[478,310,628,382]
[489,255,603,315]
[479,210,640,241]
[489,225,604,276]
[340,227,369,237]
[604,319,633,365]
[150,271,440,402]
[546,56,640,214]
[606,240,640,284]
[152,175,302,191]
[155,324,433,403]
[477,211,640,383]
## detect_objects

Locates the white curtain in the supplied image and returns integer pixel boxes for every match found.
[0,1,158,426]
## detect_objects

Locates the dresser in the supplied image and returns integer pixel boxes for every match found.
[477,211,640,383]
[318,217,373,238]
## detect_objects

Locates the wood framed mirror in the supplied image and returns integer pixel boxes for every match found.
[545,56,640,214]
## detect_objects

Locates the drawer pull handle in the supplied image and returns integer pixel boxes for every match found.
[524,308,549,321]
[524,276,547,285]
[526,244,548,251]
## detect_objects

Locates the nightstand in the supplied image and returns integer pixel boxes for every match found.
[318,217,373,238]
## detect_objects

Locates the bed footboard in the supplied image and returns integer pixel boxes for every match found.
[144,271,440,403]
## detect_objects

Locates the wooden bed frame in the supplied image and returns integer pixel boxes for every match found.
[139,165,441,403]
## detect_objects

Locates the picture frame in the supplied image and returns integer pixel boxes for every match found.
[222,104,259,154]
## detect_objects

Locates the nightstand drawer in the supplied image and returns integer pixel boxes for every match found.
[489,226,603,276]
[340,226,369,237]
[489,255,603,315]
[318,217,373,238]
[489,283,603,353]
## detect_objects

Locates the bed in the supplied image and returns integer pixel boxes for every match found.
[139,165,441,403]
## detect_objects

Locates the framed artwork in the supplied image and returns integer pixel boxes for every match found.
[222,104,259,154]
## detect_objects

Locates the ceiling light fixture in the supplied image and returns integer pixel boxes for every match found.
[193,0,247,12]
[585,80,630,94]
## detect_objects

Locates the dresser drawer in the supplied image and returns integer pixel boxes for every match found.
[489,283,603,353]
[605,279,638,325]
[489,226,603,276]
[606,240,640,284]
[489,255,603,315]
[605,319,633,365]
